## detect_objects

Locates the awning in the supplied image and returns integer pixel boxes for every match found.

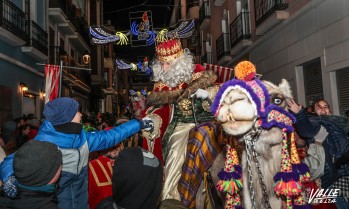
[204,63,234,84]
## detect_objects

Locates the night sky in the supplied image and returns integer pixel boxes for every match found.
[103,0,174,62]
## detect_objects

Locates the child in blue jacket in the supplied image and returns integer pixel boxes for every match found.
[0,97,153,209]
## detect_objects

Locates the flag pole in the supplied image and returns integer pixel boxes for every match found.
[58,61,63,98]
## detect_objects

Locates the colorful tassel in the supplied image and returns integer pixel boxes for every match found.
[217,145,243,209]
[290,132,311,183]
[286,197,292,209]
[293,193,312,209]
[274,130,302,197]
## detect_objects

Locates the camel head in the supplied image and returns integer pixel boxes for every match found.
[211,62,293,137]
[215,87,257,136]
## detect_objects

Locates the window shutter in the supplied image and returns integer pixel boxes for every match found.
[303,58,323,106]
[336,67,349,115]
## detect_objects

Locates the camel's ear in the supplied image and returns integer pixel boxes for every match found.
[279,79,292,99]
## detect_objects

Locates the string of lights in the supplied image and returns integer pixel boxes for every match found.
[104,0,150,14]
[104,0,185,14]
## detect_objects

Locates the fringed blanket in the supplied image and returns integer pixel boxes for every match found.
[178,121,223,208]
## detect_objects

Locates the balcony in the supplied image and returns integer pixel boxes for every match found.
[22,21,48,60]
[254,0,289,35]
[61,55,91,94]
[0,0,29,46]
[48,46,65,65]
[49,0,76,35]
[201,52,213,64]
[49,0,90,51]
[199,1,210,30]
[63,73,91,95]
[230,10,252,55]
[68,16,90,51]
[49,0,69,22]
[214,0,226,7]
[216,33,231,65]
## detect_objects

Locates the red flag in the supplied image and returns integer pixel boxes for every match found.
[44,64,60,103]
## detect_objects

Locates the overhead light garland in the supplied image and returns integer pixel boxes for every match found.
[116,59,134,69]
[89,17,196,46]
[115,58,151,75]
[89,26,130,45]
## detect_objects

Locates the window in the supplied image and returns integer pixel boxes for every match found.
[49,27,55,64]
[303,58,323,106]
[336,67,349,115]
[70,49,75,60]
[23,94,36,117]
[0,85,13,126]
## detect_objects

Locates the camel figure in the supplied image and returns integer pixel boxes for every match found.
[210,61,300,209]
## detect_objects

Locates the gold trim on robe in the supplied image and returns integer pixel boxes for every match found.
[89,160,113,187]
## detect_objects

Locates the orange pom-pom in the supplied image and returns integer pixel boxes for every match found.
[274,180,302,196]
[234,61,256,81]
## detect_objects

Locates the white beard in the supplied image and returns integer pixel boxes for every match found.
[152,50,195,87]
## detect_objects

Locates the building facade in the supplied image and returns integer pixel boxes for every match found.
[0,0,106,126]
[48,0,93,114]
[180,0,349,116]
[0,0,48,124]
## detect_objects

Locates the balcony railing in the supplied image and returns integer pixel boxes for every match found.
[49,0,89,44]
[230,10,251,48]
[49,0,69,18]
[201,52,212,64]
[216,33,230,61]
[70,16,90,45]
[254,0,288,26]
[199,1,210,26]
[0,0,29,42]
[29,21,48,55]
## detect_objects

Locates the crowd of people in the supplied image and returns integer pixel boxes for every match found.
[0,34,348,209]
[290,99,349,209]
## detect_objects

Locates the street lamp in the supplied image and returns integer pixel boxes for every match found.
[82,50,90,65]
[40,89,46,97]
[20,82,28,92]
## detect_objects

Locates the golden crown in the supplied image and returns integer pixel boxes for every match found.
[156,37,184,62]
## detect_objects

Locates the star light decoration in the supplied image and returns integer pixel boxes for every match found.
[89,18,196,46]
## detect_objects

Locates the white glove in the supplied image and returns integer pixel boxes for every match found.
[314,126,328,145]
[191,89,209,99]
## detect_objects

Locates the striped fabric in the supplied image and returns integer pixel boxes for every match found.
[178,121,222,208]
[204,63,234,84]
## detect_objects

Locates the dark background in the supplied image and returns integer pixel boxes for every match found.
[103,0,174,62]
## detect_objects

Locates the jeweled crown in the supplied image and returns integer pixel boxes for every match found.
[156,37,184,62]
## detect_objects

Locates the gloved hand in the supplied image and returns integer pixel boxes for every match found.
[139,117,154,132]
[314,126,328,145]
[3,175,18,198]
[335,151,349,169]
[190,89,209,99]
